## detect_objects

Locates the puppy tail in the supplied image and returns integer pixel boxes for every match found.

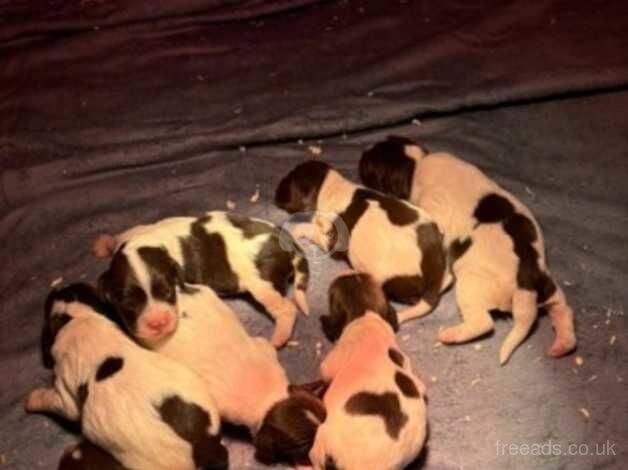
[542,284,577,358]
[92,234,118,258]
[499,290,538,365]
[291,247,310,316]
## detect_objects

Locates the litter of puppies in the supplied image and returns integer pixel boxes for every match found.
[24,136,582,470]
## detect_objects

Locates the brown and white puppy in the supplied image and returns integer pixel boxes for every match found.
[310,312,427,470]
[141,284,325,466]
[322,271,398,342]
[95,211,309,348]
[58,441,128,470]
[359,136,577,364]
[26,283,228,470]
[275,161,451,323]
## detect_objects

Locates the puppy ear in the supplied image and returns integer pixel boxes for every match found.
[320,314,345,343]
[253,425,278,465]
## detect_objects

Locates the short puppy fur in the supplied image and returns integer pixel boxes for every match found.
[359,136,577,363]
[95,211,309,348]
[139,284,325,466]
[310,312,428,470]
[275,161,450,323]
[26,283,228,470]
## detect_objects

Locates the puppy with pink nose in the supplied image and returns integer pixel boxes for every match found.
[120,282,326,467]
[309,272,428,470]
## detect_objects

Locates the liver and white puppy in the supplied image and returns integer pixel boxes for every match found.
[58,441,127,470]
[95,211,309,348]
[140,284,325,466]
[359,136,577,363]
[310,310,427,470]
[26,283,228,470]
[275,161,450,323]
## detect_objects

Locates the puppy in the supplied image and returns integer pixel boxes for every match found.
[58,441,127,470]
[95,211,309,348]
[359,136,577,363]
[25,283,228,470]
[322,271,398,342]
[310,311,427,470]
[275,161,450,323]
[139,284,325,466]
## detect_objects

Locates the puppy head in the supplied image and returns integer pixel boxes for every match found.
[58,441,126,470]
[359,135,424,200]
[322,272,397,342]
[42,283,116,368]
[254,388,326,465]
[274,161,331,213]
[98,245,184,347]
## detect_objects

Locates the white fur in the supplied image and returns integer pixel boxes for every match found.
[151,284,291,434]
[105,211,307,347]
[25,300,222,470]
[310,313,427,470]
[292,170,450,321]
[403,147,576,363]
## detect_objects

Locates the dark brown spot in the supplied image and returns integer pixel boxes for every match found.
[345,391,408,439]
[388,348,404,367]
[395,371,421,398]
[416,223,447,306]
[275,161,331,213]
[179,220,240,294]
[359,136,418,200]
[96,357,124,382]
[226,213,275,239]
[157,395,228,469]
[324,455,342,470]
[383,275,424,304]
[254,393,326,465]
[474,193,557,302]
[324,273,397,341]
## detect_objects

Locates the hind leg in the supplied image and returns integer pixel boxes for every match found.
[246,280,297,348]
[545,287,577,357]
[499,289,538,365]
[438,273,495,344]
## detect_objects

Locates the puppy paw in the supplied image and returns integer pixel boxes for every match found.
[92,234,116,258]
[24,389,45,412]
[547,336,577,358]
[438,327,460,344]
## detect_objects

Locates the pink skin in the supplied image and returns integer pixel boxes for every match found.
[138,309,177,342]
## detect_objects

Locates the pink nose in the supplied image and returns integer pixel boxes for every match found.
[145,312,173,333]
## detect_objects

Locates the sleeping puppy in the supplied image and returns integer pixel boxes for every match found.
[359,136,577,363]
[275,161,451,323]
[310,311,427,470]
[58,441,127,470]
[322,271,398,342]
[25,283,228,470]
[138,283,326,466]
[95,211,309,348]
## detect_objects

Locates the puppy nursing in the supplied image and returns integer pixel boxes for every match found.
[135,283,325,466]
[95,211,309,347]
[25,284,228,470]
[359,136,577,363]
[310,273,428,470]
[275,160,450,323]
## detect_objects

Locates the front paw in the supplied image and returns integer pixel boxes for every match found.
[24,388,46,413]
